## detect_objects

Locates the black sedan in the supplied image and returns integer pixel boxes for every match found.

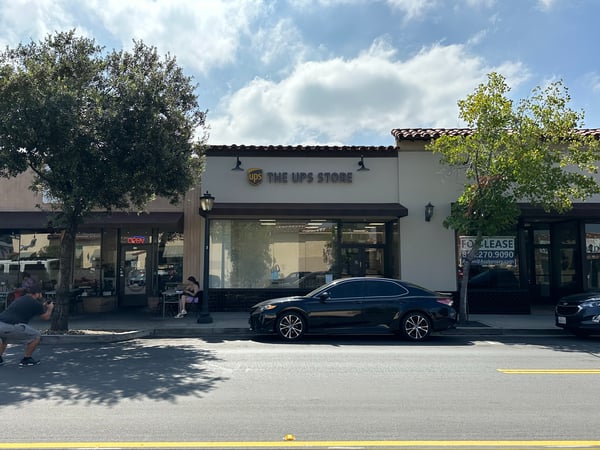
[555,291,600,337]
[249,277,457,342]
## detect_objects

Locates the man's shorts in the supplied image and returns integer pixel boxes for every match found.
[0,321,41,344]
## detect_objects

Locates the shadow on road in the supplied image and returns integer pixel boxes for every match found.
[0,340,227,407]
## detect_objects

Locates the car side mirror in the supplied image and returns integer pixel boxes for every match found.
[318,292,330,302]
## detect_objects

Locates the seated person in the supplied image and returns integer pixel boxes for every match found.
[174,276,200,319]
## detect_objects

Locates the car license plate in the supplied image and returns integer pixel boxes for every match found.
[557,316,566,324]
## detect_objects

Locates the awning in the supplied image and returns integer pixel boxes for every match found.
[209,203,408,220]
[0,211,183,231]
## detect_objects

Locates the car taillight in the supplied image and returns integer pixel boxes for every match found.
[436,297,453,307]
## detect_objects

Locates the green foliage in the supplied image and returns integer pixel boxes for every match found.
[428,72,600,322]
[429,72,600,239]
[0,30,207,222]
[0,30,208,329]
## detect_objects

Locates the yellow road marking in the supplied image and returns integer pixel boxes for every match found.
[498,368,600,374]
[1,441,600,449]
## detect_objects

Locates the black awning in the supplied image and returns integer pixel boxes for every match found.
[209,203,408,220]
[0,211,183,231]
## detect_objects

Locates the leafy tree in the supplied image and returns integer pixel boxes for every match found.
[0,30,207,330]
[428,72,600,323]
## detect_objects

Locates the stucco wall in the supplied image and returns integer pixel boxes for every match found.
[397,148,464,292]
[200,155,399,204]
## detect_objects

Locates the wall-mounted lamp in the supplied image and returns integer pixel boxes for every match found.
[357,155,370,171]
[231,156,243,171]
[425,202,434,222]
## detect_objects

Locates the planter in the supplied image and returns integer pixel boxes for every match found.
[83,296,116,313]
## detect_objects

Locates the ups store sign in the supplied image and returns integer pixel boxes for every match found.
[247,168,353,186]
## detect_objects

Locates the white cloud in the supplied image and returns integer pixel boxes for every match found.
[386,0,436,20]
[85,0,265,74]
[209,41,528,144]
[0,0,79,48]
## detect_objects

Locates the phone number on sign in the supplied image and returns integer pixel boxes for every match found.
[462,250,515,259]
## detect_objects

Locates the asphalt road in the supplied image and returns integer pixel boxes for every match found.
[1,334,600,449]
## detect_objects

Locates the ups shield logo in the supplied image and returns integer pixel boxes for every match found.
[247,168,263,186]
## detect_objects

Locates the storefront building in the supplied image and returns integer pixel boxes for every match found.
[2,128,600,314]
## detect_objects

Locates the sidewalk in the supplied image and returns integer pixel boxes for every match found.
[36,304,563,344]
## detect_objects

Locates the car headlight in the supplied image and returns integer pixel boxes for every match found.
[580,300,600,308]
[259,304,277,312]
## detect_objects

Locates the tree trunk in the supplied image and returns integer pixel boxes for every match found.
[459,258,471,324]
[51,223,77,331]
[458,232,483,324]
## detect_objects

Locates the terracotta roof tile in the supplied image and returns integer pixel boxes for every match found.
[391,128,600,141]
[207,144,396,156]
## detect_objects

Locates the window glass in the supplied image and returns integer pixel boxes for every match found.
[328,280,364,298]
[74,233,101,296]
[158,232,184,291]
[365,279,406,297]
[212,220,336,289]
[584,223,600,290]
[341,223,385,244]
[458,234,520,290]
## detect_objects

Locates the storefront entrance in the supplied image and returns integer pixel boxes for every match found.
[340,246,384,277]
[526,220,582,304]
[119,244,151,306]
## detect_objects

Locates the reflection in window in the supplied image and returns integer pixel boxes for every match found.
[158,232,184,292]
[585,223,600,290]
[74,233,101,295]
[210,220,391,289]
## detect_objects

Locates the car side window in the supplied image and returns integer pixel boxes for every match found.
[328,281,364,299]
[365,280,407,297]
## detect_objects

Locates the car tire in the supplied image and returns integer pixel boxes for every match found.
[276,311,306,341]
[401,311,432,342]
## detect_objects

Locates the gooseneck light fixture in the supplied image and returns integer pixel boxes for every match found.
[425,202,434,222]
[357,155,369,171]
[198,191,215,324]
[231,156,243,171]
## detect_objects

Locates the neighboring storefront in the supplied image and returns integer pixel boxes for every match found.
[2,128,600,314]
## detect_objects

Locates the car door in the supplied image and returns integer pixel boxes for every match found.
[307,279,365,330]
[361,279,408,327]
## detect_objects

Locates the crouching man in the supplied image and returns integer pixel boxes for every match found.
[0,286,54,366]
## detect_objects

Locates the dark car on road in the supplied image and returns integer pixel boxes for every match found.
[249,277,457,342]
[555,291,600,337]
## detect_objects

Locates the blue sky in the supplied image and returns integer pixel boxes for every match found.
[1,0,598,146]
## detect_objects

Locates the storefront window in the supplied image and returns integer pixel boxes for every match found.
[157,232,184,292]
[211,220,390,289]
[459,234,520,289]
[74,233,101,296]
[585,223,600,290]
[0,232,60,291]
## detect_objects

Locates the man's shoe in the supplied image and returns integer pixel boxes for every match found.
[181,309,187,315]
[19,357,40,366]
[174,313,184,319]
[0,356,4,366]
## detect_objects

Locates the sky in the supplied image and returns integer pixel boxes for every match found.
[0,0,599,146]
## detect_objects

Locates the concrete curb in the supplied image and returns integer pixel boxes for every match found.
[39,327,567,343]
[41,329,151,345]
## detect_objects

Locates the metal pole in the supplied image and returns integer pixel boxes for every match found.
[197,214,213,323]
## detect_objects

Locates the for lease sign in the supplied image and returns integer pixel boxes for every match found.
[460,236,516,266]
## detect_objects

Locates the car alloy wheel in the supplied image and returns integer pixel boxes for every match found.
[401,311,432,342]
[276,311,306,341]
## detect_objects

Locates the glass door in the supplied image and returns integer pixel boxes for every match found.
[119,244,150,306]
[340,246,384,278]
